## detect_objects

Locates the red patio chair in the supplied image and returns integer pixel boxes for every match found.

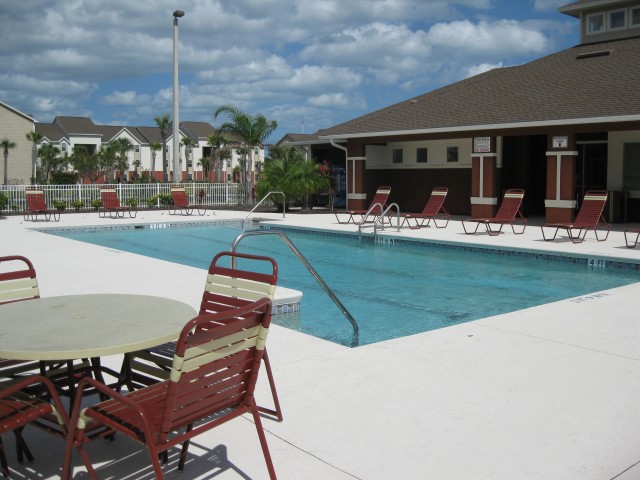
[462,188,527,235]
[122,251,283,421]
[398,187,450,229]
[99,188,136,219]
[0,255,41,381]
[168,185,205,215]
[335,185,392,224]
[23,188,60,222]
[541,190,610,243]
[63,298,277,480]
[0,375,69,477]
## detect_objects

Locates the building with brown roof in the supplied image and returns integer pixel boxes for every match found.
[284,0,640,222]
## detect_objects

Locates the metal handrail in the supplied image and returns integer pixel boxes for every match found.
[379,203,401,232]
[231,229,360,347]
[242,191,285,227]
[357,202,401,239]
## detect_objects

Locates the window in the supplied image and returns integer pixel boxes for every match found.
[188,146,193,154]
[630,6,640,28]
[226,159,231,168]
[134,144,140,153]
[587,12,605,34]
[61,143,67,153]
[623,143,640,190]
[608,9,627,30]
[227,173,232,182]
[392,148,403,164]
[416,147,428,163]
[446,146,459,163]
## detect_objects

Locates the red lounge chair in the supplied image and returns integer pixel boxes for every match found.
[335,185,391,224]
[624,228,640,248]
[99,188,136,219]
[0,256,41,380]
[541,190,610,243]
[168,185,205,215]
[462,189,527,235]
[399,187,450,229]
[63,298,277,480]
[122,251,283,422]
[23,188,60,222]
[0,375,69,477]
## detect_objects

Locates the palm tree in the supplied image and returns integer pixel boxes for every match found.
[38,144,62,184]
[180,136,197,180]
[213,105,277,201]
[206,132,230,182]
[154,114,172,182]
[149,142,161,180]
[69,146,101,183]
[1,138,17,185]
[109,138,134,182]
[25,131,43,184]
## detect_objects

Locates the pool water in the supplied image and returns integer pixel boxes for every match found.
[54,223,640,347]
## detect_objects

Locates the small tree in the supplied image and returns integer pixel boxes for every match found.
[149,142,161,180]
[69,146,101,183]
[1,138,17,185]
[207,132,231,183]
[37,143,63,184]
[154,114,172,182]
[25,131,43,184]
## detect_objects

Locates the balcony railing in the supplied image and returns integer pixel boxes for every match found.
[0,183,251,214]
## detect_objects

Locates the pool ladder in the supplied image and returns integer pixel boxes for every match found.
[242,191,286,228]
[358,202,401,241]
[231,229,360,347]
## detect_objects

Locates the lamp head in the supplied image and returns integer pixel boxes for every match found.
[173,10,185,18]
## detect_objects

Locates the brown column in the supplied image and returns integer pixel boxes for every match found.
[346,157,367,210]
[470,137,498,217]
[545,134,577,223]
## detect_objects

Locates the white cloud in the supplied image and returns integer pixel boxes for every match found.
[466,62,504,77]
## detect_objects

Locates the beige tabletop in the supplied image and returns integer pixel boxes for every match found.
[0,294,196,361]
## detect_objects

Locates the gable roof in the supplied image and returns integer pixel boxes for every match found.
[35,123,66,142]
[180,121,216,140]
[320,36,640,139]
[54,116,102,137]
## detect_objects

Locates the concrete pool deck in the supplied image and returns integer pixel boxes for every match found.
[3,208,640,479]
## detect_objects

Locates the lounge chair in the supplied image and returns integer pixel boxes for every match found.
[541,190,610,243]
[0,255,41,381]
[23,188,60,222]
[624,228,640,248]
[99,188,136,218]
[0,375,69,477]
[335,185,391,224]
[168,185,205,215]
[399,187,450,229]
[462,188,527,235]
[63,298,277,480]
[121,251,283,421]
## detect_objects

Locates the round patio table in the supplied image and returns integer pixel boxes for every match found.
[0,294,196,361]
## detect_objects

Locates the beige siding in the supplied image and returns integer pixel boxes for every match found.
[0,104,35,184]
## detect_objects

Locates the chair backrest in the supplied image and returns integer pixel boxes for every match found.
[171,186,190,208]
[421,187,448,216]
[25,188,48,211]
[162,297,272,435]
[200,251,278,315]
[0,255,40,305]
[494,189,525,222]
[575,190,608,225]
[100,188,121,209]
[367,186,391,212]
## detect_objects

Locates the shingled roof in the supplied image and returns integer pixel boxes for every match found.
[320,36,640,139]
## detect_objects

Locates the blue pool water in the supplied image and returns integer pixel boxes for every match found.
[53,222,640,347]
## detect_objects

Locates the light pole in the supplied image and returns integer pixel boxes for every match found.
[172,10,184,183]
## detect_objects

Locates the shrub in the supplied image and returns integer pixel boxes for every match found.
[91,199,103,210]
[125,197,139,208]
[0,192,8,210]
[53,200,67,211]
[71,200,84,211]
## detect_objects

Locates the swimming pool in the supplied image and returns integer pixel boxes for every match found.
[52,222,640,347]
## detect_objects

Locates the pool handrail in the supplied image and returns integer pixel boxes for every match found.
[231,229,360,347]
[243,191,285,228]
[358,202,401,240]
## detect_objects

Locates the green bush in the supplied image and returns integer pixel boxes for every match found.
[51,172,77,185]
[91,199,103,210]
[71,200,84,211]
[158,193,174,207]
[0,192,8,210]
[125,197,139,208]
[145,196,158,208]
[53,200,67,211]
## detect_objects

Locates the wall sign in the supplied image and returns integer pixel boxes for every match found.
[473,137,491,153]
[552,136,568,149]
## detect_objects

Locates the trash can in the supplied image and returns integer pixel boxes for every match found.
[607,190,628,223]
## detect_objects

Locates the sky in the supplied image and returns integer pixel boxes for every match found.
[0,0,578,144]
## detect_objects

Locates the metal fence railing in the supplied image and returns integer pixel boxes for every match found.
[0,183,250,214]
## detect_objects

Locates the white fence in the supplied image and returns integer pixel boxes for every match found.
[0,183,250,213]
